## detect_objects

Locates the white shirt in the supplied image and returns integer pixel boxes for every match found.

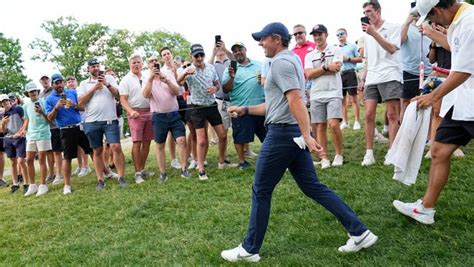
[304,44,343,100]
[119,71,150,109]
[442,4,474,121]
[364,21,402,86]
[77,75,118,122]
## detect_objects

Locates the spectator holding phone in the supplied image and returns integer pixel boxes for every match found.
[360,0,402,166]
[78,59,128,191]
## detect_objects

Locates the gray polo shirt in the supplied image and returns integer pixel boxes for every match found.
[264,50,304,125]
[213,59,230,100]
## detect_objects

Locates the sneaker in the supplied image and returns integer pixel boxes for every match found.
[24,184,38,196]
[134,172,145,184]
[244,149,258,158]
[72,167,81,176]
[104,170,119,180]
[332,155,344,167]
[23,184,29,193]
[198,171,208,181]
[78,167,92,177]
[424,149,432,159]
[374,129,389,144]
[118,176,128,188]
[209,139,218,145]
[382,129,389,138]
[52,176,64,185]
[141,169,155,179]
[361,153,376,166]
[453,148,465,158]
[63,185,72,195]
[181,169,191,179]
[338,230,378,252]
[0,178,7,187]
[313,161,321,166]
[393,199,435,225]
[204,160,208,166]
[221,244,261,262]
[353,121,361,130]
[188,159,197,169]
[218,160,239,169]
[159,172,168,183]
[170,159,181,169]
[46,175,55,184]
[321,159,331,169]
[96,180,106,192]
[11,185,20,193]
[239,161,251,170]
[36,184,49,196]
[17,175,24,184]
[340,121,349,130]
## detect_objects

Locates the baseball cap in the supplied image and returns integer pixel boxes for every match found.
[40,75,49,80]
[231,42,246,51]
[8,92,17,99]
[51,73,64,83]
[415,0,439,26]
[88,58,100,66]
[190,44,205,56]
[309,24,328,35]
[0,94,9,102]
[252,22,290,41]
[24,82,40,96]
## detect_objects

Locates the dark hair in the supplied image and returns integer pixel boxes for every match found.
[436,0,456,9]
[363,0,381,11]
[159,47,172,57]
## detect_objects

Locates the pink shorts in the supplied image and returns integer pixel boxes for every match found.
[128,109,153,142]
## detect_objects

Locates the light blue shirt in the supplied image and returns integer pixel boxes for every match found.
[339,42,359,71]
[401,24,432,76]
[222,59,265,106]
[23,100,51,141]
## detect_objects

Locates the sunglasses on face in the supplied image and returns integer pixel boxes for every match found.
[193,53,205,58]
[182,63,191,69]
[293,31,305,37]
[336,32,346,37]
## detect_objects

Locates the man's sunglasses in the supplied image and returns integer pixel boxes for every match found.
[293,31,305,36]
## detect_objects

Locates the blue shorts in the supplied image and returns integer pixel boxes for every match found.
[83,120,121,149]
[152,112,186,144]
[231,115,266,144]
[4,137,26,159]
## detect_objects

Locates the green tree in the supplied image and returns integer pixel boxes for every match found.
[101,29,136,79]
[29,16,108,81]
[135,30,191,62]
[0,33,29,94]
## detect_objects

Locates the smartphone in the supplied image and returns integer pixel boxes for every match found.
[215,35,222,46]
[98,70,104,76]
[61,93,67,100]
[34,102,41,109]
[410,1,416,8]
[231,60,237,73]
[360,16,370,25]
[154,63,161,71]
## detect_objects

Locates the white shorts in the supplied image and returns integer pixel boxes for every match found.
[26,139,52,152]
[216,98,231,130]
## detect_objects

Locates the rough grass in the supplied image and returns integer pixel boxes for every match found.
[0,107,473,266]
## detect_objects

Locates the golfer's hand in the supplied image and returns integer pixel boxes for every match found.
[413,92,435,109]
[304,135,325,157]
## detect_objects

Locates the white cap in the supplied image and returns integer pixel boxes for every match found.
[415,0,440,26]
[0,94,9,102]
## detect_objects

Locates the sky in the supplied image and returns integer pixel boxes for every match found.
[0,0,413,83]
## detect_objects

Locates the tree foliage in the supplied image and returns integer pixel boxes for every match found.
[30,17,192,81]
[0,33,29,94]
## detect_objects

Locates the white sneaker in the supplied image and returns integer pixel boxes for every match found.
[393,199,435,225]
[453,148,465,158]
[52,176,64,185]
[24,184,38,196]
[340,121,349,130]
[332,155,344,167]
[353,121,361,130]
[63,185,72,195]
[78,167,92,177]
[104,171,120,179]
[188,159,197,169]
[170,159,181,169]
[218,160,239,170]
[36,184,48,196]
[321,159,331,169]
[221,244,261,262]
[338,230,378,252]
[72,167,81,176]
[361,153,376,166]
[313,161,321,166]
[140,169,155,178]
[244,149,258,158]
[374,129,389,143]
[424,149,432,159]
[134,172,145,184]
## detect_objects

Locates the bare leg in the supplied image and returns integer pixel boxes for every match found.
[328,119,343,156]
[364,100,378,150]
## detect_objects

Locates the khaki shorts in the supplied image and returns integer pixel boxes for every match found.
[26,139,52,152]
[364,81,402,102]
[216,99,231,130]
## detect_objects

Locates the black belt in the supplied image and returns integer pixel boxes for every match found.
[59,124,80,130]
[266,123,298,128]
[341,69,356,75]
[215,97,230,101]
[154,111,179,117]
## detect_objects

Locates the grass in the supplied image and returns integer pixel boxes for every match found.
[0,106,473,266]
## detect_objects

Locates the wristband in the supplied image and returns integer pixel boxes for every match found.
[322,65,328,72]
[348,57,352,63]
[244,106,249,115]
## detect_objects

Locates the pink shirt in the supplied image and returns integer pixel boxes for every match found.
[149,78,179,113]
[292,41,316,67]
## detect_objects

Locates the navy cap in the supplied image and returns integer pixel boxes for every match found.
[51,73,64,83]
[252,22,290,41]
[190,44,205,56]
[309,24,328,35]
[88,58,100,66]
